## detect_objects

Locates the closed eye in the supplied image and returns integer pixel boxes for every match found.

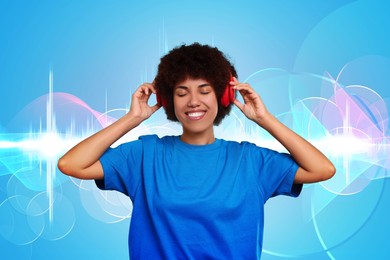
[175,87,188,97]
[174,83,214,96]
[199,85,213,95]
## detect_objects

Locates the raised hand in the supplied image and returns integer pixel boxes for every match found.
[128,82,161,121]
[58,82,161,180]
[231,77,269,125]
[231,77,335,183]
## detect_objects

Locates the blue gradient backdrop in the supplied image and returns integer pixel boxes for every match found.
[1,1,389,259]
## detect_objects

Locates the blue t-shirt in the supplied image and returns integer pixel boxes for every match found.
[97,135,302,259]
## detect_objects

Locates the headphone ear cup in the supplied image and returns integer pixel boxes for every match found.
[220,74,235,107]
[156,93,167,107]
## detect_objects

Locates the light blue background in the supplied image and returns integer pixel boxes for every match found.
[1,0,389,259]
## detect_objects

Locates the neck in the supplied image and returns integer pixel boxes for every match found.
[180,129,216,145]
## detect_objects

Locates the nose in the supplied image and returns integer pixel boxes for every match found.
[187,93,201,107]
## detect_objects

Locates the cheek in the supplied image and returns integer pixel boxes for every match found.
[207,96,219,117]
[173,98,184,120]
[208,94,219,108]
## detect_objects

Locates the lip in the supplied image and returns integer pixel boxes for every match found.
[185,110,206,120]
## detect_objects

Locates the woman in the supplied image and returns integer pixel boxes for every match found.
[58,43,335,259]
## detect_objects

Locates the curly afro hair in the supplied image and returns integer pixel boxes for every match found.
[154,43,237,126]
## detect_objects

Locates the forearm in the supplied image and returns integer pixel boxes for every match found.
[58,114,142,177]
[256,112,335,182]
[232,79,335,183]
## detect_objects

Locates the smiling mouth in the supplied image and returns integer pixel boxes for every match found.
[186,111,206,120]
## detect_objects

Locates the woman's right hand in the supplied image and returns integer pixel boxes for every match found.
[58,82,161,180]
[128,82,161,121]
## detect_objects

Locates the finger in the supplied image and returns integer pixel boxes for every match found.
[233,99,244,111]
[143,86,149,96]
[143,82,157,93]
[236,86,257,98]
[150,103,161,113]
[233,83,253,91]
[139,83,156,96]
[230,77,241,87]
[150,84,157,94]
[146,83,157,94]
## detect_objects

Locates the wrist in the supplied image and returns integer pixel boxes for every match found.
[119,113,144,131]
[254,111,274,127]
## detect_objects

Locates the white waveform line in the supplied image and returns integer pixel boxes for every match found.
[344,99,351,186]
[47,70,55,223]
[0,133,82,156]
[1,130,388,163]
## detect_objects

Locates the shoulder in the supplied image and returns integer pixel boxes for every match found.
[106,135,160,154]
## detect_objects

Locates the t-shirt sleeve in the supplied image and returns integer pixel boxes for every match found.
[95,139,143,200]
[254,145,302,201]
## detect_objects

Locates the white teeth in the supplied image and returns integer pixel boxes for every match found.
[188,112,204,117]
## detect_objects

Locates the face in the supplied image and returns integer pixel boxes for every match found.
[173,77,218,139]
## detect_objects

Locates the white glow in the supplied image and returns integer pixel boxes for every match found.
[315,134,375,156]
[39,132,64,158]
[12,133,81,159]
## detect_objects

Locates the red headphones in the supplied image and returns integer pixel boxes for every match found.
[221,74,235,107]
[157,74,235,108]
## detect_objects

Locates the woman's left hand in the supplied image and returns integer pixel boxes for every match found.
[232,77,336,183]
[232,77,269,124]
